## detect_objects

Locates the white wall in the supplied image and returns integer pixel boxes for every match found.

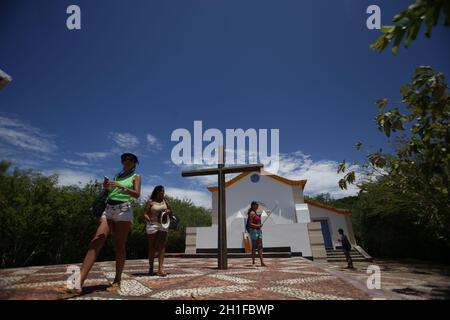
[308,205,353,247]
[295,203,311,223]
[198,173,313,257]
[218,173,298,224]
[262,224,312,256]
[196,218,312,257]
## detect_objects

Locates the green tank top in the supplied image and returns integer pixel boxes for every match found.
[107,172,137,202]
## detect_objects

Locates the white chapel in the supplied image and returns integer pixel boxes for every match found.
[185,171,369,260]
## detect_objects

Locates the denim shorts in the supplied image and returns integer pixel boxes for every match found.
[249,228,262,241]
[102,202,133,223]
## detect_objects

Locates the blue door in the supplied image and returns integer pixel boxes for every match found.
[318,220,333,248]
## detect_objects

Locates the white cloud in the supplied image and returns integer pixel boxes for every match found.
[143,174,164,184]
[0,145,44,168]
[167,150,361,199]
[140,184,153,201]
[270,151,360,198]
[0,115,57,153]
[77,152,111,160]
[163,160,236,188]
[146,134,162,152]
[110,132,140,148]
[63,159,89,166]
[43,169,97,186]
[188,175,221,187]
[141,184,211,209]
[166,187,212,209]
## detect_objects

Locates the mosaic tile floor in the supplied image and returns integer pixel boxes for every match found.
[323,259,450,300]
[0,257,379,300]
[3,257,447,300]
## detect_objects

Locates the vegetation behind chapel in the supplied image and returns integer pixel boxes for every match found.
[0,160,211,269]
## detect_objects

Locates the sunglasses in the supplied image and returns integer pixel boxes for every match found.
[122,158,136,162]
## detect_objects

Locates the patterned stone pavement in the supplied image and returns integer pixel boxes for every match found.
[1,257,447,300]
[0,257,377,300]
[322,259,450,300]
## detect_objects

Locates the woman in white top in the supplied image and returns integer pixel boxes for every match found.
[144,185,173,277]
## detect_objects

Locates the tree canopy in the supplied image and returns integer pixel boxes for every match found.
[371,0,450,54]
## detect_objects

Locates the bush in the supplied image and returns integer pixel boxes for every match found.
[0,160,212,268]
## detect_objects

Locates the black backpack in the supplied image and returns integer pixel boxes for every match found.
[245,213,252,231]
[89,189,108,218]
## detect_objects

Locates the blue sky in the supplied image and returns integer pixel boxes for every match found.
[1,0,449,207]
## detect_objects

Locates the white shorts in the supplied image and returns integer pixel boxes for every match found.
[146,222,168,234]
[102,202,133,223]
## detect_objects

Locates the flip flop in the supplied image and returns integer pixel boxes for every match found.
[106,282,121,292]
[157,272,167,277]
[56,286,83,298]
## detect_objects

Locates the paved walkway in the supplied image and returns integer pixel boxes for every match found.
[0,257,376,300]
[1,257,448,300]
[323,259,450,300]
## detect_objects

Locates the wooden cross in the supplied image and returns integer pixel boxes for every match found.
[181,146,263,269]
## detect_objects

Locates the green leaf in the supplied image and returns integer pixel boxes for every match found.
[346,171,356,184]
[381,25,395,33]
[337,161,346,174]
[393,119,405,131]
[370,35,389,53]
[405,20,423,48]
[384,121,392,137]
[391,27,407,55]
[376,98,388,109]
[425,6,438,37]
[338,178,347,190]
[444,0,450,25]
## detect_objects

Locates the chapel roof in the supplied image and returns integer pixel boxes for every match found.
[207,170,307,192]
[304,199,352,215]
[207,170,352,215]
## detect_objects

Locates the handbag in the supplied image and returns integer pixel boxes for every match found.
[169,215,180,230]
[89,189,108,218]
[161,198,181,230]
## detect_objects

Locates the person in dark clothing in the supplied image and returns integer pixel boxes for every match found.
[338,229,354,269]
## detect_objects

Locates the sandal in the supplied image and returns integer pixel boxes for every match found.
[56,286,83,298]
[106,282,121,292]
[157,272,167,277]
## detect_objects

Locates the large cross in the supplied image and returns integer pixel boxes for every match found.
[181,146,263,269]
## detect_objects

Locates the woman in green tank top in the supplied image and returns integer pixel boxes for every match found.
[63,153,141,296]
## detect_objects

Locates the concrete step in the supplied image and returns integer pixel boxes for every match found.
[327,257,367,262]
[326,248,369,262]
[327,256,365,260]
[326,252,361,257]
[326,254,360,258]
